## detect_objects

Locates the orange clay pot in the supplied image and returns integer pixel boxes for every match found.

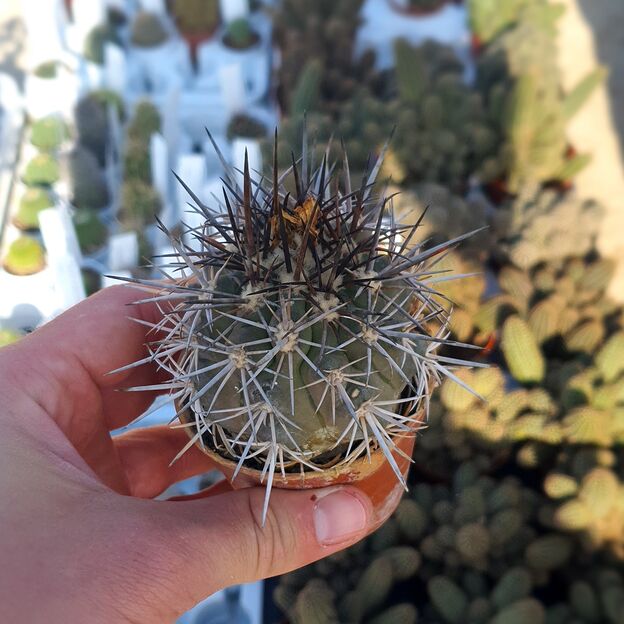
[177,401,421,527]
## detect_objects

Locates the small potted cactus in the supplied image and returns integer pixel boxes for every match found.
[13,188,54,231]
[131,11,170,49]
[65,146,111,211]
[171,0,221,62]
[127,100,162,143]
[116,133,473,522]
[73,209,108,257]
[83,22,123,66]
[30,116,69,152]
[22,153,60,187]
[118,180,162,231]
[2,236,46,276]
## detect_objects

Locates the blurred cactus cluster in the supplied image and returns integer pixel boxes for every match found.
[271,0,623,622]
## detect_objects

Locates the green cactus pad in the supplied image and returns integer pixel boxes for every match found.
[501,316,545,384]
[30,116,68,151]
[13,188,53,230]
[22,153,60,187]
[2,236,46,276]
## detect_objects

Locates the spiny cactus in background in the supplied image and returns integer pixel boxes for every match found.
[468,0,541,46]
[171,0,219,35]
[393,40,504,191]
[73,209,108,255]
[13,188,53,231]
[494,187,603,269]
[83,22,122,65]
[75,93,113,166]
[273,0,388,118]
[65,147,110,210]
[477,8,605,192]
[2,236,46,276]
[226,114,268,141]
[290,60,323,117]
[22,153,60,187]
[391,183,492,260]
[501,316,545,384]
[275,464,558,624]
[0,327,23,348]
[113,132,477,521]
[223,18,257,50]
[30,116,69,151]
[123,139,152,184]
[118,180,161,231]
[131,11,169,48]
[542,448,624,559]
[127,100,161,143]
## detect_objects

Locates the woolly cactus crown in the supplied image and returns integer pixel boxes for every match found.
[118,130,477,518]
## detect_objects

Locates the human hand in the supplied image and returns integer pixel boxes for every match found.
[0,286,390,623]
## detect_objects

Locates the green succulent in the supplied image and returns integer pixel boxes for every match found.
[118,180,161,230]
[33,61,60,79]
[13,188,53,230]
[83,22,122,65]
[127,101,161,142]
[66,147,110,210]
[2,236,46,276]
[74,209,108,255]
[131,11,169,48]
[123,139,152,184]
[22,153,60,187]
[30,116,69,151]
[223,18,258,50]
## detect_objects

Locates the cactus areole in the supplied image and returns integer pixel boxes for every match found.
[116,130,476,520]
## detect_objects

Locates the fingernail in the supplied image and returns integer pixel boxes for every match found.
[313,488,369,546]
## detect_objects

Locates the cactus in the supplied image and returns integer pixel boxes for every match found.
[395,499,428,541]
[226,114,268,141]
[525,534,573,571]
[498,266,533,308]
[455,523,491,561]
[73,209,108,255]
[13,188,53,230]
[223,18,258,50]
[75,94,112,166]
[131,11,168,48]
[468,0,534,45]
[369,604,417,624]
[595,332,624,383]
[380,546,421,580]
[171,0,219,36]
[118,180,161,230]
[84,22,122,65]
[22,153,60,187]
[392,40,504,191]
[495,188,604,271]
[528,296,565,344]
[66,147,110,210]
[491,567,533,609]
[544,473,578,499]
[292,579,338,624]
[2,236,46,276]
[30,116,68,151]
[501,316,545,384]
[128,101,161,142]
[291,60,323,117]
[33,60,59,79]
[490,599,545,624]
[564,321,605,354]
[427,576,468,624]
[123,139,152,184]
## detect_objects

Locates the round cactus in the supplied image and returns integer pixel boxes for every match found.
[131,11,168,48]
[223,18,258,50]
[73,209,108,255]
[2,236,46,276]
[30,116,68,151]
[128,100,161,142]
[13,188,53,230]
[172,0,220,35]
[118,180,161,230]
[123,139,152,184]
[596,332,624,383]
[115,134,473,520]
[22,153,60,187]
[427,576,468,624]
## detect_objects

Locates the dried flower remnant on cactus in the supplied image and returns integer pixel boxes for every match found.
[113,130,479,521]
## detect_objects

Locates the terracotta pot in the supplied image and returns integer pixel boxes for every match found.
[177,401,421,527]
[388,0,448,17]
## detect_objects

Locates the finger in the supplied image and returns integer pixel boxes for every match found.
[129,485,378,617]
[10,285,169,434]
[114,426,217,498]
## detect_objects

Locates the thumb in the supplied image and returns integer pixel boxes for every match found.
[131,485,376,617]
